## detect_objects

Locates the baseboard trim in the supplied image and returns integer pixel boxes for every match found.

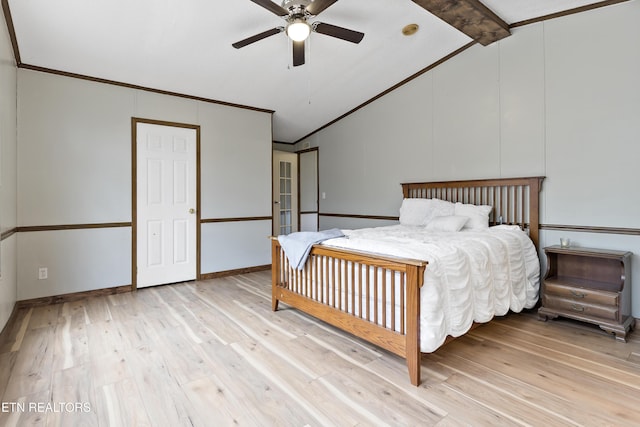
[14,265,272,308]
[17,285,133,308]
[200,264,270,280]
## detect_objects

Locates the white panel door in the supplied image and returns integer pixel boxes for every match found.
[137,123,197,288]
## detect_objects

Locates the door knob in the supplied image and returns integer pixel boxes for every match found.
[189,208,195,214]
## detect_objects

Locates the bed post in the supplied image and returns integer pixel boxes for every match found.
[527,177,544,249]
[406,263,425,386]
[271,238,281,311]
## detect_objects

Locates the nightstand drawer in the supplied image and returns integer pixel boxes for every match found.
[544,283,619,306]
[543,295,619,321]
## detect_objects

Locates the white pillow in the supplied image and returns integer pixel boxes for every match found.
[399,198,454,226]
[427,198,455,219]
[425,215,468,232]
[399,198,431,226]
[454,203,492,230]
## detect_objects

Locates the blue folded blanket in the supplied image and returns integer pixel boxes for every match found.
[277,228,345,270]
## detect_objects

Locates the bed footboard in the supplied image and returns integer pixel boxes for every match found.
[271,238,427,386]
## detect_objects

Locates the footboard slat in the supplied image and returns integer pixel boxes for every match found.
[373,266,379,325]
[390,272,395,333]
[401,274,406,335]
[271,238,427,385]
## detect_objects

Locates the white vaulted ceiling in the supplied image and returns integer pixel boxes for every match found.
[5,0,625,142]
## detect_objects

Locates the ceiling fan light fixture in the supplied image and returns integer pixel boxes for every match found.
[287,19,311,41]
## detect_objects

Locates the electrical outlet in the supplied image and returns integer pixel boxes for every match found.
[38,267,48,280]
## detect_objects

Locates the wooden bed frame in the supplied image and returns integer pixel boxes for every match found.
[271,176,544,386]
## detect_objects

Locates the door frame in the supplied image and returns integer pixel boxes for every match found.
[131,117,201,290]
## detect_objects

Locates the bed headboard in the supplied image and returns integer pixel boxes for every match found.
[401,177,545,248]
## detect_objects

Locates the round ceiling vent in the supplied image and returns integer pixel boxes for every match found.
[402,24,419,36]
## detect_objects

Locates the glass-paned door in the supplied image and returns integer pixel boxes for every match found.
[279,160,293,234]
[273,151,298,235]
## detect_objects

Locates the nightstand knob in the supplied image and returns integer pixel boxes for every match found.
[571,304,585,312]
[570,290,586,299]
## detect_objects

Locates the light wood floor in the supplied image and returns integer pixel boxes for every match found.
[1,270,639,426]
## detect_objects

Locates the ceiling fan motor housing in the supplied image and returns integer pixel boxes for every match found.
[282,0,313,14]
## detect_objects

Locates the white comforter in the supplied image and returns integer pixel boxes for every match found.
[320,224,540,352]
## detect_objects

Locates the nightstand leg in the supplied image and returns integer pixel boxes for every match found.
[614,334,627,343]
[537,308,558,322]
[599,325,629,343]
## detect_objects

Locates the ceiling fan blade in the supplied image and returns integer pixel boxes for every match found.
[232,27,283,49]
[306,0,338,15]
[293,41,305,66]
[313,22,364,44]
[248,0,288,17]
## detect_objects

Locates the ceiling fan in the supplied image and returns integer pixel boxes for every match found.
[232,0,365,66]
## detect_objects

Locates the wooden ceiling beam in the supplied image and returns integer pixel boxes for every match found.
[412,0,511,46]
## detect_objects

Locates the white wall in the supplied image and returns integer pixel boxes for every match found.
[17,70,272,300]
[300,2,640,316]
[299,150,318,232]
[0,9,18,331]
[199,100,272,272]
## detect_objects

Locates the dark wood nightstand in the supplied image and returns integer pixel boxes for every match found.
[538,245,633,341]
